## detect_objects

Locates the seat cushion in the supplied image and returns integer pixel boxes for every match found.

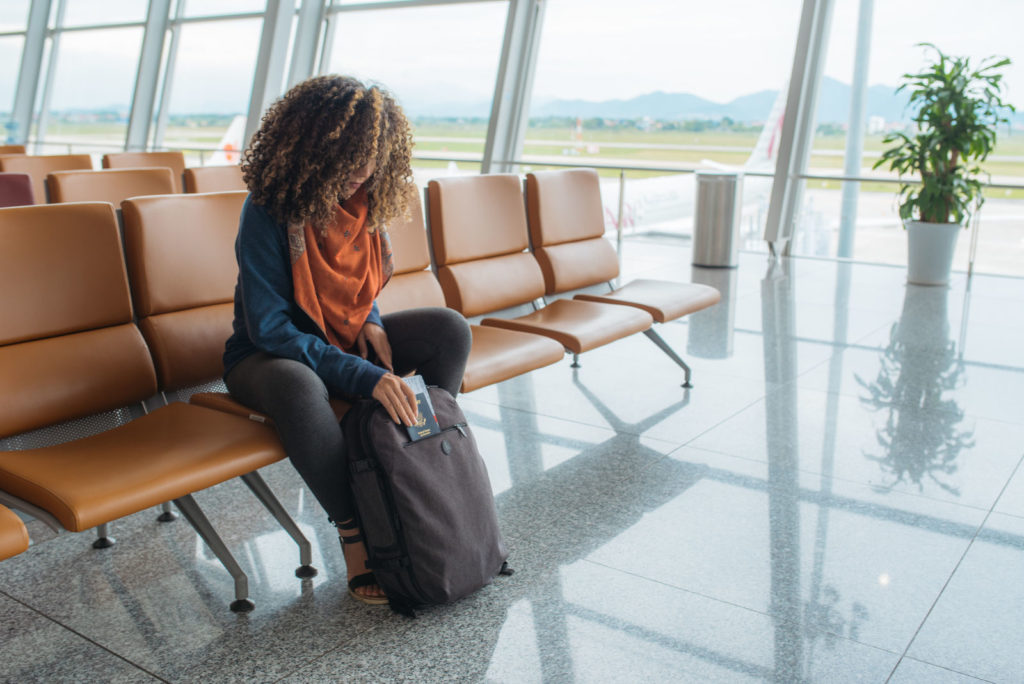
[0,504,29,561]
[481,298,652,354]
[0,402,286,531]
[574,279,721,323]
[190,391,350,426]
[462,325,565,393]
[377,271,446,315]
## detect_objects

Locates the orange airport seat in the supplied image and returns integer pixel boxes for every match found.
[0,144,26,154]
[0,201,294,610]
[103,151,186,193]
[0,503,29,561]
[0,153,92,203]
[426,174,653,369]
[120,191,347,424]
[525,168,721,386]
[0,172,35,207]
[183,165,245,193]
[379,193,564,393]
[46,167,176,206]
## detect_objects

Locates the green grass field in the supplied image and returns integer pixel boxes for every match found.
[40,119,1024,192]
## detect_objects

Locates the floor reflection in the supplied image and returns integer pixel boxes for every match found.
[856,285,974,494]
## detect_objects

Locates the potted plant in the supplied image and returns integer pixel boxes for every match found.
[874,43,1014,285]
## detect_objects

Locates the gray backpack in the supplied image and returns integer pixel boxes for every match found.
[341,386,512,616]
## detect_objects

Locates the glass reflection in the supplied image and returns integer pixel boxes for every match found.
[856,286,974,494]
[688,265,738,359]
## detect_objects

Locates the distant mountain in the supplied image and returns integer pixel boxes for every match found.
[404,77,1024,127]
[530,77,913,124]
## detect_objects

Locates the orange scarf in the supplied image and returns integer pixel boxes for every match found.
[289,187,394,351]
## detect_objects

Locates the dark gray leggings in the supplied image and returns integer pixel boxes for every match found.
[224,307,471,524]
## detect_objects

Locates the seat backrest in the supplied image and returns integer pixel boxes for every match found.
[0,145,26,154]
[0,203,157,438]
[121,191,247,391]
[426,174,546,317]
[103,151,186,193]
[183,165,245,193]
[0,154,93,204]
[376,192,446,315]
[46,167,176,206]
[525,168,620,295]
[0,173,35,207]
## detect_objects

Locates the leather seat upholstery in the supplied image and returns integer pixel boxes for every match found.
[0,154,93,203]
[183,165,245,193]
[0,172,34,207]
[0,503,29,561]
[120,192,350,422]
[379,192,564,393]
[525,168,722,321]
[47,167,176,206]
[103,151,186,193]
[426,174,653,356]
[0,202,286,533]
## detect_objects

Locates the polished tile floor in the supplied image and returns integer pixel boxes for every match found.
[2,238,1023,683]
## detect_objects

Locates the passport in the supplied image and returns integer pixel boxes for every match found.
[403,375,440,441]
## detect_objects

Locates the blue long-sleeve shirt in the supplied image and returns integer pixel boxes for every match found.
[223,195,387,398]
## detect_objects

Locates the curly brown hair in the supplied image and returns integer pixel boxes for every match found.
[242,75,415,232]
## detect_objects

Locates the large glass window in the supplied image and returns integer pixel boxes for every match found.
[525,0,801,244]
[0,1,28,31]
[182,0,266,18]
[323,2,508,186]
[160,17,263,165]
[796,0,1024,276]
[62,0,147,27]
[41,27,145,153]
[0,37,24,138]
[0,1,29,141]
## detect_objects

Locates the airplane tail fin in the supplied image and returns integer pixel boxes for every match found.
[208,115,245,165]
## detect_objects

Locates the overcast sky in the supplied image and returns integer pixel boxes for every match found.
[1,0,1022,114]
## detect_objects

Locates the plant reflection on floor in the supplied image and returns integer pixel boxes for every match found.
[856,286,975,495]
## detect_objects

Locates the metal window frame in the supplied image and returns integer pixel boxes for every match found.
[481,0,545,174]
[125,0,172,150]
[9,0,52,145]
[286,0,328,89]
[763,0,835,255]
[243,0,298,147]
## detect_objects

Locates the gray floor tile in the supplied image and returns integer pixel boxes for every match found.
[888,657,994,684]
[0,592,160,683]
[546,453,985,653]
[907,512,1024,683]
[688,384,1024,510]
[283,535,900,684]
[0,484,391,683]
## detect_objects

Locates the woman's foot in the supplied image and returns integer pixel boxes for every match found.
[336,520,388,605]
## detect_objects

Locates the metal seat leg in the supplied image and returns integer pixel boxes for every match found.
[157,501,178,523]
[643,328,693,388]
[93,523,115,549]
[241,471,317,578]
[172,494,254,612]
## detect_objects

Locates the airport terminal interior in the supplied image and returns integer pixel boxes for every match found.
[2,1,1023,682]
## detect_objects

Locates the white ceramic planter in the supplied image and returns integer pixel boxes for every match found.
[905,220,962,286]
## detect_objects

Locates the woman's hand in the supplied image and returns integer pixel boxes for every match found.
[356,321,393,371]
[372,373,418,426]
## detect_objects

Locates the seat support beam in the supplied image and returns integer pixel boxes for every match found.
[241,471,317,578]
[172,494,254,612]
[643,328,693,388]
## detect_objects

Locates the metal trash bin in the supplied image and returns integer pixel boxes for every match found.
[692,171,742,268]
